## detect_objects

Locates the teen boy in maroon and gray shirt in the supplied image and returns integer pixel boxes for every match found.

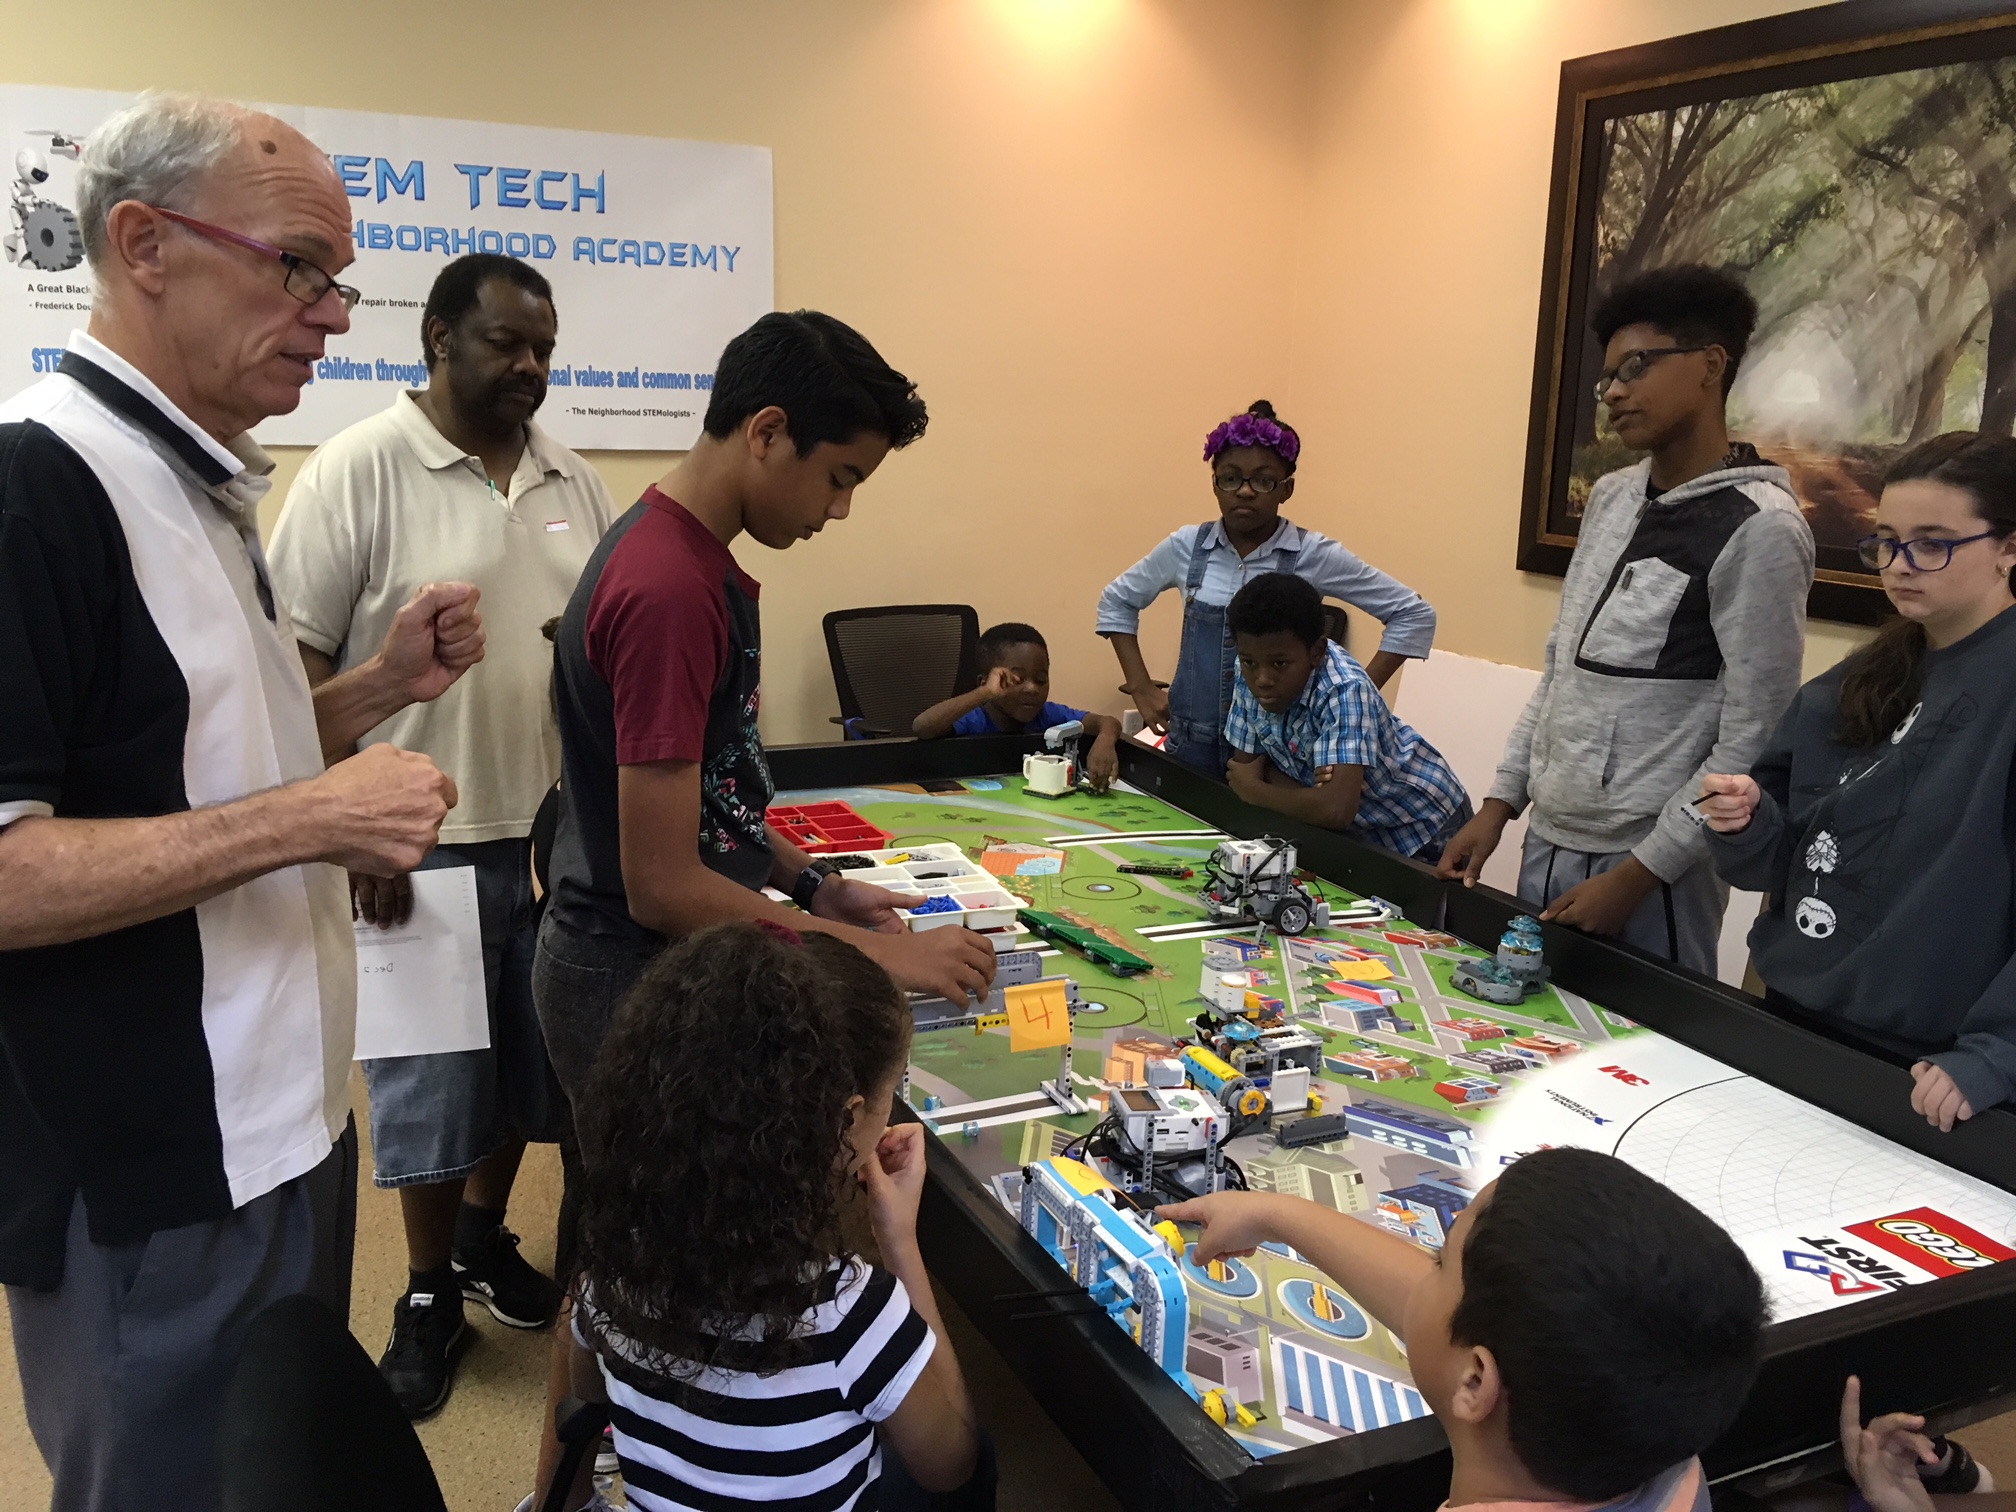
[526,310,998,1506]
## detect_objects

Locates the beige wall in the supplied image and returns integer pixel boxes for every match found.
[21,0,1869,745]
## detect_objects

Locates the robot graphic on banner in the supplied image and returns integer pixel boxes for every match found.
[6,131,85,273]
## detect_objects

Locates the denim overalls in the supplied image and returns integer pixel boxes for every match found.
[1161,523,1239,778]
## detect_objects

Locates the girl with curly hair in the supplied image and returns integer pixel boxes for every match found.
[1097,399,1439,778]
[563,919,987,1510]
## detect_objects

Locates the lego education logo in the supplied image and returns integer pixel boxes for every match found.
[1845,1208,2016,1278]
[1542,1089,1611,1127]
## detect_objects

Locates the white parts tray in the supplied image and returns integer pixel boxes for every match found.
[829,845,1024,933]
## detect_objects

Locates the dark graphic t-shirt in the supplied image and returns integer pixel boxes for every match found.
[1707,605,2016,1111]
[548,487,773,945]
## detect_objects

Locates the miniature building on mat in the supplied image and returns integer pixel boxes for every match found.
[1442,1017,1508,1042]
[1507,1032,1579,1066]
[1376,1171,1474,1249]
[1244,1147,1368,1213]
[1343,1096,1478,1168]
[1187,1330,1264,1405]
[1325,1049,1418,1083]
[1447,1048,1529,1076]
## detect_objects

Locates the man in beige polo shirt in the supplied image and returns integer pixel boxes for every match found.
[268,253,615,1417]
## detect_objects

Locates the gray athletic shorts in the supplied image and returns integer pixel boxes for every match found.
[1518,832,1729,979]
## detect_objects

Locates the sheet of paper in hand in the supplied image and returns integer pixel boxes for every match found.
[352,866,489,1060]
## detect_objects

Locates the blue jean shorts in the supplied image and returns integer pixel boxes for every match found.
[360,838,569,1187]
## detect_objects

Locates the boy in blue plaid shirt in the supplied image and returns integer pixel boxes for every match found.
[1223,573,1470,860]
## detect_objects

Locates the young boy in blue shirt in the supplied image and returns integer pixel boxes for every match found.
[1162,1147,1766,1512]
[1221,572,1469,859]
[913,622,1122,790]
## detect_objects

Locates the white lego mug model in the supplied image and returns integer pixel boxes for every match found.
[1023,752,1074,796]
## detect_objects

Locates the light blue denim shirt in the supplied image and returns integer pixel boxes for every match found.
[1094,517,1437,658]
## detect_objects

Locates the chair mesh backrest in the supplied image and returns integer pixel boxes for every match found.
[824,605,978,736]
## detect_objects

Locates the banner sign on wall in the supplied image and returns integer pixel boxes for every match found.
[0,84,774,449]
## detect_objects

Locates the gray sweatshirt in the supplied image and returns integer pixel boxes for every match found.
[1708,606,2016,1113]
[1490,449,1815,880]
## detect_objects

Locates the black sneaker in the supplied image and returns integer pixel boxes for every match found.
[379,1288,466,1420]
[453,1224,563,1329]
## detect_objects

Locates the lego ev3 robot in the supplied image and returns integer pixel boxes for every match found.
[1200,836,1332,939]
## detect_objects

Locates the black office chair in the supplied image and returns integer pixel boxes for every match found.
[1322,602,1350,650]
[823,605,979,739]
[218,1295,448,1512]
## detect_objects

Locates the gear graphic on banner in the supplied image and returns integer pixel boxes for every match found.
[6,131,85,274]
[18,200,81,271]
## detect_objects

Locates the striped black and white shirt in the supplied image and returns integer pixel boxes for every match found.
[582,1259,935,1511]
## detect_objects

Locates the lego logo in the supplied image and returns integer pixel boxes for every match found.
[1845,1207,2016,1278]
[1877,1219,1997,1270]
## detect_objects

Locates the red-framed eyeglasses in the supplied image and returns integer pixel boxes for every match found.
[150,206,362,313]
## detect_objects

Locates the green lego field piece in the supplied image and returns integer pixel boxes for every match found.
[1017,908,1154,976]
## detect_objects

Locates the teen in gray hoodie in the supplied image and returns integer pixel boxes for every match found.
[1700,433,2016,1132]
[1440,267,1814,974]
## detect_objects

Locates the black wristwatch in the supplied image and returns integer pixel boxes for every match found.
[791,858,843,911]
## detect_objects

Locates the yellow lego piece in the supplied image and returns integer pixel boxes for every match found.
[974,1013,1010,1032]
[1182,1044,1239,1084]
[1201,1389,1228,1426]
[1153,1219,1185,1251]
[1233,1401,1259,1429]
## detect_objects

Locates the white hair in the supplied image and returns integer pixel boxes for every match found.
[76,92,246,270]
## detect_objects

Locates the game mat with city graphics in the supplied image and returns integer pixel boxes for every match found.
[779,775,2016,1457]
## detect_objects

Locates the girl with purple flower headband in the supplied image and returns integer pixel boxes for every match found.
[1095,399,1440,778]
[1203,403,1303,473]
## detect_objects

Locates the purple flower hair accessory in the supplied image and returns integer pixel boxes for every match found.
[1203,413,1300,467]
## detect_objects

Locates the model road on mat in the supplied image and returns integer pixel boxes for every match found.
[779,775,2016,1456]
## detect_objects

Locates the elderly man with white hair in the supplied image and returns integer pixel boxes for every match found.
[0,94,483,1510]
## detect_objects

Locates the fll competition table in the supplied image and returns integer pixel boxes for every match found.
[770,735,2016,1512]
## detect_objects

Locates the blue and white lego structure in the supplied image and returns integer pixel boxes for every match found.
[1020,1157,1197,1398]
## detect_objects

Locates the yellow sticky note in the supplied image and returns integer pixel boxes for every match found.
[1332,960,1393,982]
[1005,980,1072,1052]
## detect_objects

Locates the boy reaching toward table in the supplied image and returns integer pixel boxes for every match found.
[1438,265,1813,973]
[1161,1147,1766,1512]
[912,621,1123,791]
[1221,572,1470,860]
[537,309,997,1111]
[526,310,997,1505]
